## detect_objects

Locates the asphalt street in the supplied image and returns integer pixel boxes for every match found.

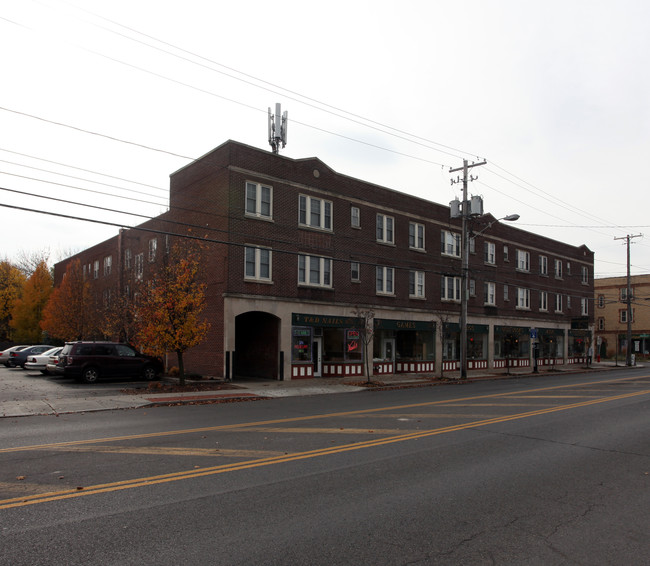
[1,368,648,565]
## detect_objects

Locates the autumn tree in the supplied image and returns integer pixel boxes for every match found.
[9,260,53,343]
[134,244,210,385]
[100,289,137,344]
[41,259,95,341]
[353,307,376,383]
[0,259,26,341]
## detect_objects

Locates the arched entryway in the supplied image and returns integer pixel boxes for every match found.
[234,311,280,379]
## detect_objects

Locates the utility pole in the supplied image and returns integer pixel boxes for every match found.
[614,234,642,366]
[450,159,486,379]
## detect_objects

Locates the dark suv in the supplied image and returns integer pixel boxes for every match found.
[58,342,163,384]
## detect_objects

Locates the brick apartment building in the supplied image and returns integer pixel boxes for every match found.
[54,140,595,379]
[595,274,650,360]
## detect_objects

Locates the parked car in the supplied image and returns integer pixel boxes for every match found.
[58,341,163,384]
[24,347,63,374]
[7,345,55,368]
[0,345,29,367]
[46,348,64,376]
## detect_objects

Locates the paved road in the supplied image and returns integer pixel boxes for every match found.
[1,369,648,565]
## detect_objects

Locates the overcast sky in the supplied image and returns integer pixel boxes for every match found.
[1,0,648,278]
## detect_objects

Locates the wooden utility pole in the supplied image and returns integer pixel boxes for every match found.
[449,159,486,379]
[614,234,642,366]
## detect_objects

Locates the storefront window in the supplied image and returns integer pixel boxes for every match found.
[292,327,312,362]
[467,333,487,359]
[495,327,530,358]
[396,330,434,361]
[345,329,363,362]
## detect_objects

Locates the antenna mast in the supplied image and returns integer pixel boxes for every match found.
[268,103,288,154]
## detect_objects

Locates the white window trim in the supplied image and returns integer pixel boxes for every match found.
[148,238,157,263]
[245,181,273,219]
[554,259,563,279]
[351,206,360,228]
[539,255,548,276]
[441,275,461,302]
[376,214,395,244]
[581,297,589,316]
[484,281,496,306]
[299,194,332,231]
[135,253,144,281]
[351,261,360,282]
[409,270,425,298]
[441,230,461,258]
[103,256,112,277]
[555,294,563,313]
[516,287,530,310]
[376,266,395,295]
[539,290,548,312]
[484,242,496,265]
[581,266,589,284]
[409,222,425,251]
[244,246,272,282]
[516,250,530,272]
[298,255,332,288]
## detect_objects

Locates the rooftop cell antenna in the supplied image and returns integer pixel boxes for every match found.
[268,103,288,154]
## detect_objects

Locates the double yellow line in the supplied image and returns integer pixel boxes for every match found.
[1,386,648,510]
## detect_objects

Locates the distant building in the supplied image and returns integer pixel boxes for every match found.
[595,274,650,360]
[54,140,594,379]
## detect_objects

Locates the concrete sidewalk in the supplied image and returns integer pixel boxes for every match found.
[0,362,631,418]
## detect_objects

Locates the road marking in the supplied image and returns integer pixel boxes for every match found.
[3,375,646,455]
[1,387,647,510]
[46,446,285,458]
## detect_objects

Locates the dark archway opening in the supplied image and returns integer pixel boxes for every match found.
[234,311,280,379]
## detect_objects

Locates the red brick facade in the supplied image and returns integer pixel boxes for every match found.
[54,140,594,379]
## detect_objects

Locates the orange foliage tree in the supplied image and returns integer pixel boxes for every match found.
[134,244,210,385]
[0,259,26,341]
[10,260,53,343]
[41,259,95,341]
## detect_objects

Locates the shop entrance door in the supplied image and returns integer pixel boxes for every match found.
[313,337,323,377]
[382,338,395,362]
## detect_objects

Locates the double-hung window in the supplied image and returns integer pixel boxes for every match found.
[124,249,132,270]
[516,287,530,309]
[581,297,588,316]
[376,214,394,244]
[539,255,548,275]
[245,246,271,281]
[441,230,461,257]
[350,261,360,282]
[376,266,394,295]
[516,250,530,272]
[484,282,496,305]
[148,238,157,262]
[245,182,272,218]
[299,195,332,230]
[135,253,144,281]
[103,256,112,276]
[298,255,332,287]
[441,275,461,301]
[484,242,496,264]
[93,260,99,279]
[409,222,425,250]
[409,270,425,298]
[554,259,563,279]
[555,293,563,312]
[581,266,589,284]
[351,206,360,228]
[539,290,548,311]
[620,309,634,323]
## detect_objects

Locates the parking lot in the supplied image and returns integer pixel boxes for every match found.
[0,364,153,410]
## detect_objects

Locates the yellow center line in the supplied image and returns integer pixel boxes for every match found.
[2,374,647,455]
[1,387,647,510]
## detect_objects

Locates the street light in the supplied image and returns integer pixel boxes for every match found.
[459,213,519,379]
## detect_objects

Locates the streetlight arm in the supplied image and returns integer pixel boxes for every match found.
[469,214,520,240]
